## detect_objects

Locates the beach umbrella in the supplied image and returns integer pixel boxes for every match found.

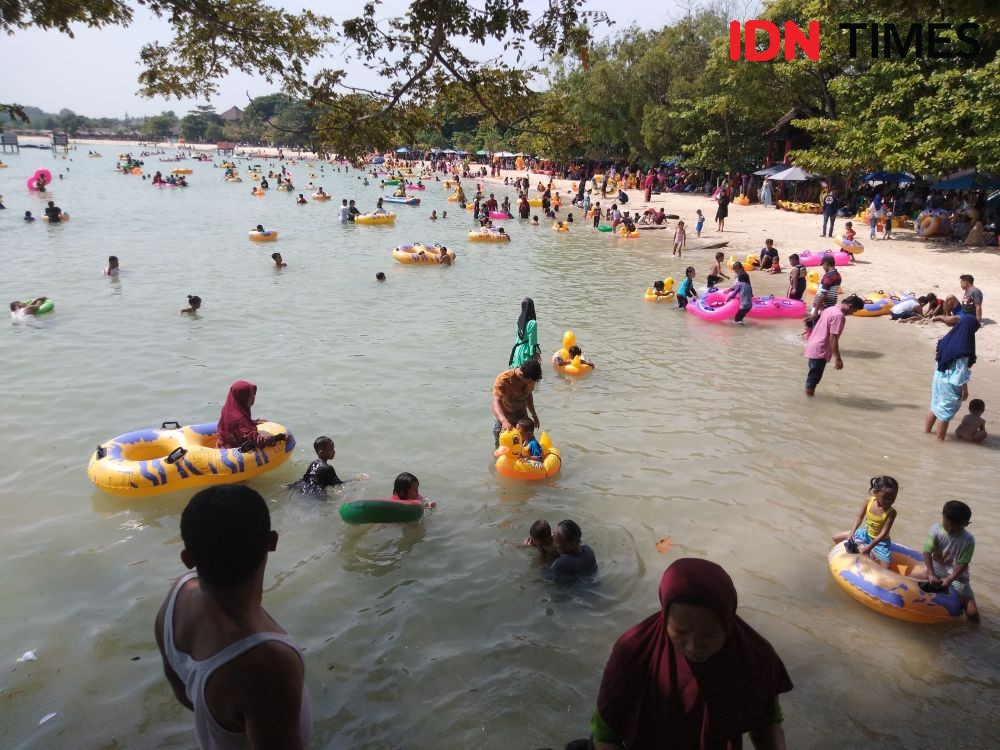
[476,150,490,155]
[861,170,914,183]
[753,164,787,176]
[441,148,457,154]
[395,147,410,154]
[770,166,815,181]
[931,170,1000,191]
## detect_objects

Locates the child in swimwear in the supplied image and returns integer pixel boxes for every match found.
[429,210,438,220]
[833,475,898,568]
[516,418,544,467]
[955,399,987,443]
[181,295,202,314]
[677,266,697,308]
[376,272,386,281]
[652,280,670,298]
[521,519,559,564]
[672,221,686,257]
[553,345,595,369]
[392,472,436,509]
[297,194,307,204]
[24,211,35,222]
[706,252,729,288]
[436,247,453,265]
[104,255,120,276]
[764,256,782,275]
[695,209,705,238]
[271,252,286,268]
[911,500,978,621]
[842,221,856,242]
[290,436,342,495]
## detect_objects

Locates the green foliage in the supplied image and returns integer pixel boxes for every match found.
[140,110,178,139]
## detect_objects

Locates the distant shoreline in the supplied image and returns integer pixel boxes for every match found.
[10,134,321,159]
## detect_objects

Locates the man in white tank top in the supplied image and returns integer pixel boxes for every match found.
[155,484,311,749]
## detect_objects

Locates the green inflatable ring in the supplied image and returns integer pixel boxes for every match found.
[383,179,400,185]
[24,298,54,315]
[339,498,424,525]
[597,225,612,232]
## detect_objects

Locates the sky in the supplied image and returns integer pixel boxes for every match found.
[0,0,699,118]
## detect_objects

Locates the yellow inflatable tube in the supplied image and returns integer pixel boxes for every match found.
[393,243,453,263]
[468,230,510,242]
[355,212,396,225]
[644,277,675,302]
[827,541,963,624]
[171,168,193,175]
[312,193,331,201]
[493,429,561,480]
[552,331,593,376]
[248,230,278,242]
[87,420,295,498]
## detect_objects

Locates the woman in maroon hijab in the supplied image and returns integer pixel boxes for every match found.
[215,380,287,450]
[591,558,793,750]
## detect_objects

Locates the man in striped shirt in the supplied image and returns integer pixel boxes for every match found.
[809,255,842,319]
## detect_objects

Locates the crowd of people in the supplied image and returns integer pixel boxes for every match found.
[9,149,992,749]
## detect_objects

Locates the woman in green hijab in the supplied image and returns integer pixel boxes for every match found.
[509,297,540,367]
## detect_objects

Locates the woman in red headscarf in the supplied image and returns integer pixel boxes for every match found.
[591,558,793,750]
[215,380,287,450]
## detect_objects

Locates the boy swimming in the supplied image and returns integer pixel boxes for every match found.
[290,436,342,495]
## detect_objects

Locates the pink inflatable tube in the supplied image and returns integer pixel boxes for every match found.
[798,250,853,267]
[26,168,53,192]
[405,183,426,190]
[687,292,806,322]
[687,291,739,321]
[489,210,512,220]
[748,295,807,318]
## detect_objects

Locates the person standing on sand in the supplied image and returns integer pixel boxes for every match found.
[715,187,730,232]
[804,295,865,396]
[155,485,311,750]
[925,296,980,440]
[821,189,840,237]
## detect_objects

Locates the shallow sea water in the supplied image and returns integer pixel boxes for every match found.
[1,148,999,749]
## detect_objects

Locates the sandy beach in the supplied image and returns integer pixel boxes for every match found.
[475,169,1000,363]
[47,137,999,365]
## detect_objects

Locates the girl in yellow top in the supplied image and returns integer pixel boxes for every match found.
[833,476,898,567]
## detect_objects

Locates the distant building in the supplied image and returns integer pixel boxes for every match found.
[220,106,243,122]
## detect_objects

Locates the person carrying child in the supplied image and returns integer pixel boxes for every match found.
[758,239,779,269]
[955,399,987,443]
[290,436,342,495]
[706,252,729,288]
[911,501,979,622]
[677,266,697,309]
[521,519,559,565]
[833,476,899,568]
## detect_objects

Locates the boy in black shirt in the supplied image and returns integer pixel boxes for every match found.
[291,436,342,495]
